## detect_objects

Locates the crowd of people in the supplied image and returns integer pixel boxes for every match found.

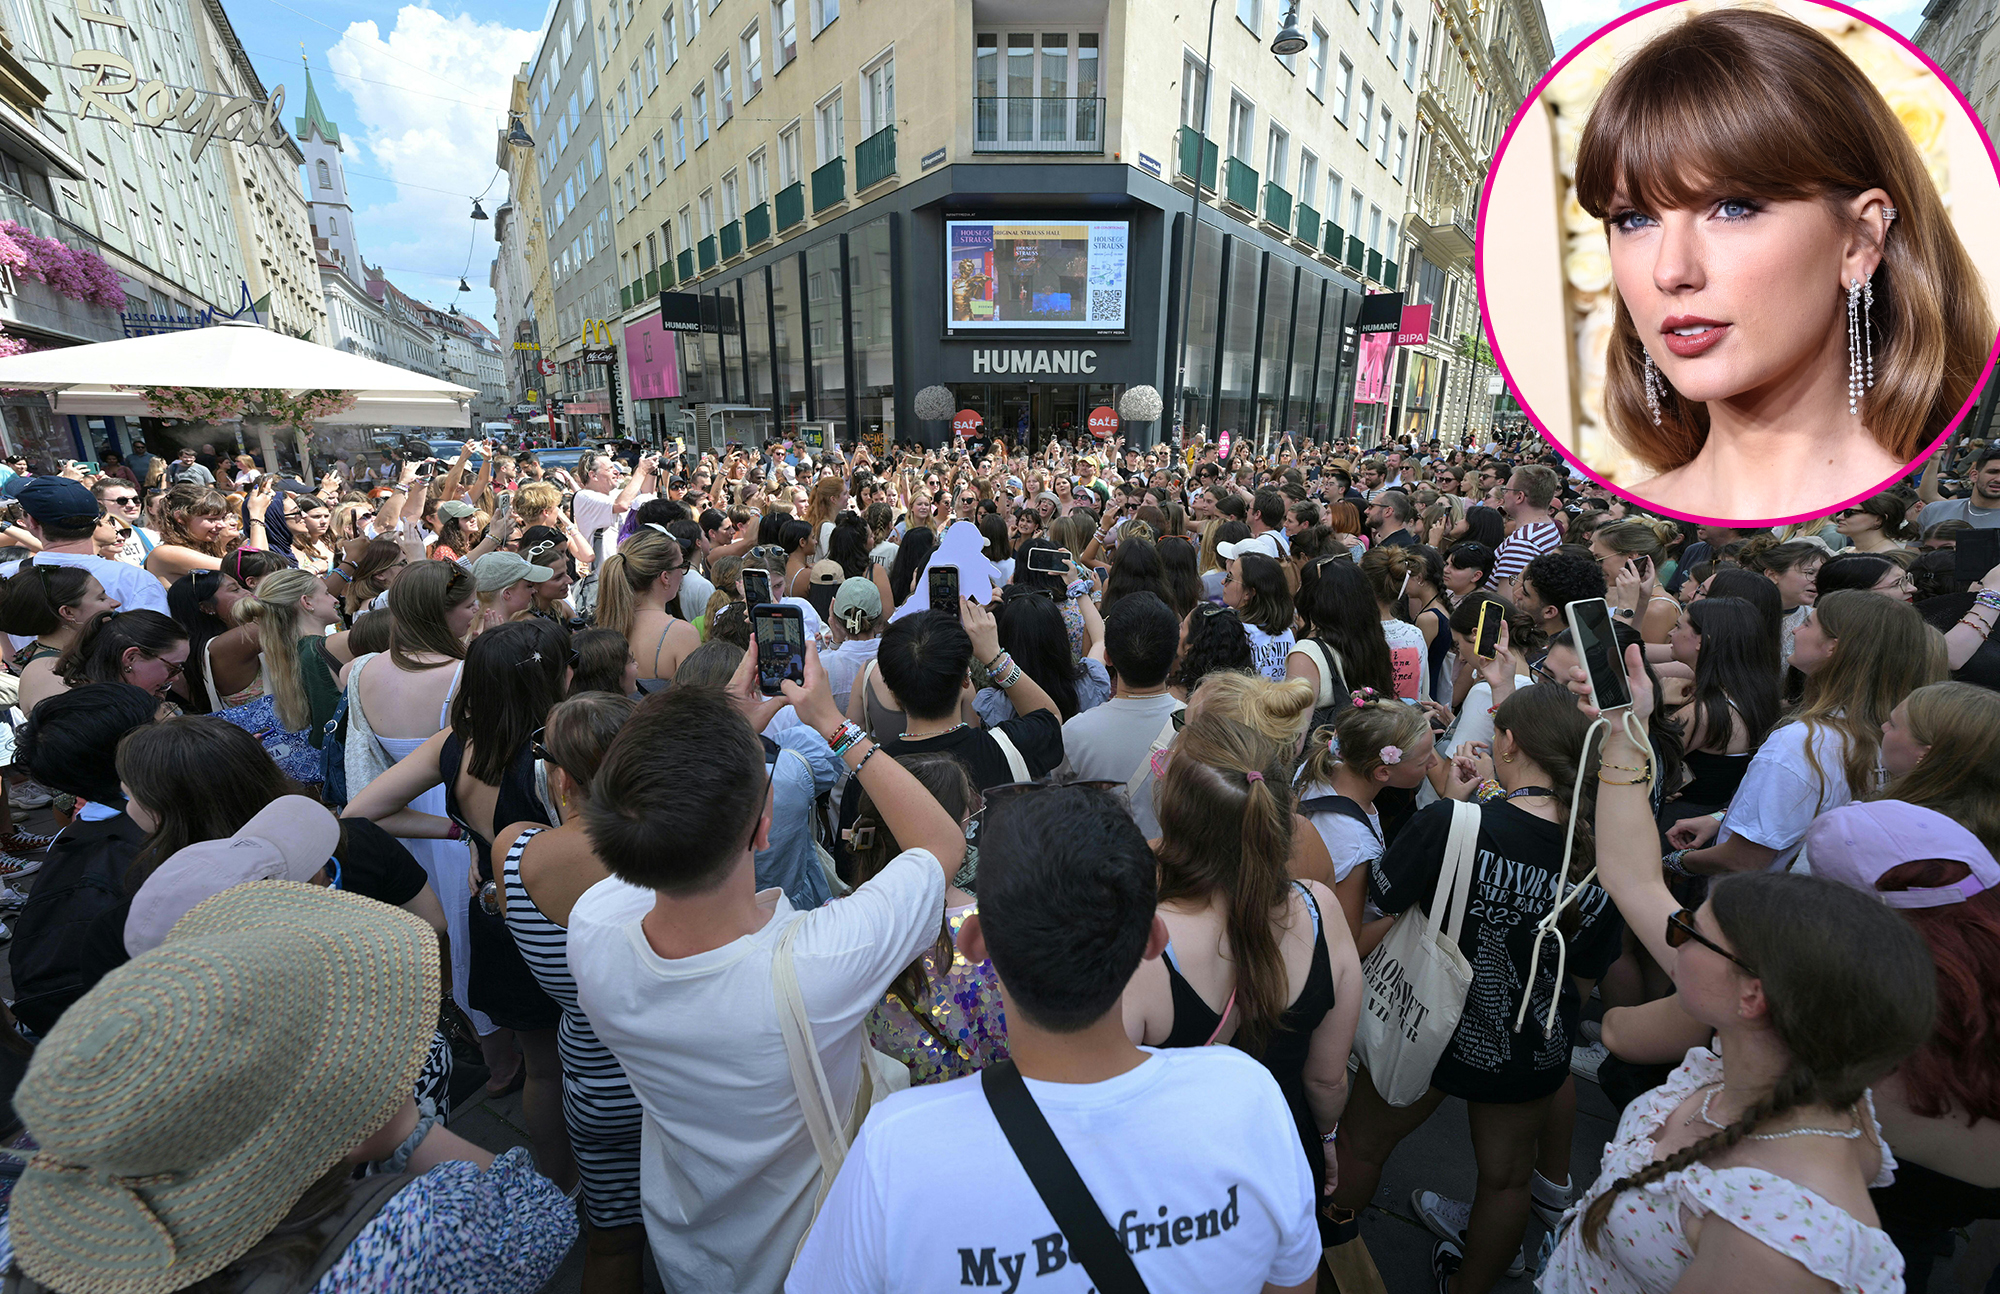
[0,422,1991,1294]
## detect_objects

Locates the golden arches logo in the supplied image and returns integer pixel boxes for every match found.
[580,319,614,348]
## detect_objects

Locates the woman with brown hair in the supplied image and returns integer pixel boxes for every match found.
[1574,7,1992,517]
[1120,707,1362,1258]
[143,482,236,584]
[326,536,407,623]
[804,474,848,560]
[1834,491,1919,554]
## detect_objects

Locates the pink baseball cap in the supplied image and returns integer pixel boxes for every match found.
[1804,801,2000,909]
[124,796,342,955]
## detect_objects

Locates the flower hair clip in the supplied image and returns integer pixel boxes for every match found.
[1350,686,1381,708]
[1380,745,1404,766]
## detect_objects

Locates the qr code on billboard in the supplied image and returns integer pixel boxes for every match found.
[1090,289,1123,321]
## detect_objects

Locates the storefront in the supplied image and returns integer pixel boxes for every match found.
[623,161,1371,453]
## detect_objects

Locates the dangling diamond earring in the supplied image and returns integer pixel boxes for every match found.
[1847,277,1863,418]
[1863,276,1874,391]
[1642,349,1664,426]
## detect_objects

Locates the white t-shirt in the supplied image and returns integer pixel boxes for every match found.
[1718,720,1877,871]
[786,1047,1321,1294]
[1244,625,1296,682]
[566,849,945,1294]
[824,635,882,716]
[2,552,170,651]
[1297,780,1383,883]
[573,487,620,563]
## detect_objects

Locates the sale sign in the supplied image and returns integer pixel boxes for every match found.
[1088,406,1118,440]
[953,409,983,438]
[1218,429,1233,459]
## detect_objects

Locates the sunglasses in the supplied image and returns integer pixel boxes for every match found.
[1665,909,1757,975]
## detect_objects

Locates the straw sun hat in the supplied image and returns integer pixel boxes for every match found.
[10,881,439,1294]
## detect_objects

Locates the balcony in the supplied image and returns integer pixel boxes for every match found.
[972,97,1106,153]
[659,258,674,287]
[620,284,632,310]
[1366,250,1382,282]
[812,156,845,212]
[745,201,772,245]
[645,268,660,296]
[1295,202,1320,249]
[775,181,806,231]
[1222,157,1258,211]
[1262,182,1291,233]
[1409,206,1477,264]
[697,236,718,272]
[1176,126,1218,191]
[720,220,742,259]
[677,248,695,281]
[855,124,896,189]
[1345,235,1365,273]
[1383,258,1398,290]
[1325,221,1345,259]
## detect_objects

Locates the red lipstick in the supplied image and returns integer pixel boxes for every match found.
[1660,315,1730,358]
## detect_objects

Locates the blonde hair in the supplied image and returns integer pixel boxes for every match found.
[1190,671,1316,770]
[234,567,323,731]
[1300,696,1433,787]
[513,480,563,528]
[595,526,680,642]
[1593,516,1679,567]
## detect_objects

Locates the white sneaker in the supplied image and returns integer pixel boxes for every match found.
[0,853,40,881]
[6,780,52,810]
[1571,1040,1609,1082]
[0,883,25,908]
[0,920,12,942]
[1411,1189,1529,1280]
[1579,1018,1603,1045]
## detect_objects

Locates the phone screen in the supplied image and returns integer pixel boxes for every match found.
[1026,546,1071,575]
[742,567,773,606]
[1953,527,2000,585]
[1474,601,1502,660]
[928,565,960,608]
[754,607,805,695]
[1566,597,1632,711]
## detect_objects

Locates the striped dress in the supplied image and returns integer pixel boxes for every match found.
[501,826,643,1229]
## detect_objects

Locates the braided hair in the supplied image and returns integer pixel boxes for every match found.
[1581,872,1936,1252]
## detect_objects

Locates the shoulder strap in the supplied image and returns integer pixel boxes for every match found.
[981,1061,1150,1294]
[1296,793,1380,841]
[989,726,1031,783]
[772,916,869,1182]
[1429,801,1481,947]
[1121,710,1183,802]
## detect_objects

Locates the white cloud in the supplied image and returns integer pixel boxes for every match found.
[1549,0,1929,55]
[326,7,539,331]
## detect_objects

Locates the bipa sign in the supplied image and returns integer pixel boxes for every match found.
[969,348,1099,375]
[1395,305,1433,347]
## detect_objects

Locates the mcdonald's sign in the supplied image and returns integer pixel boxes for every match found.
[580,319,614,348]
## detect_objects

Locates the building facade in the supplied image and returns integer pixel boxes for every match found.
[493,65,547,415]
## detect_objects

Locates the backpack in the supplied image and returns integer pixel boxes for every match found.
[1294,792,1381,843]
[1291,637,1353,736]
[319,690,352,812]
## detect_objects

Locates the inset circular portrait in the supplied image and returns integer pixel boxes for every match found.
[1480,0,2000,523]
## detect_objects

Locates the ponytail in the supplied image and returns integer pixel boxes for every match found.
[595,552,636,640]
[234,567,319,730]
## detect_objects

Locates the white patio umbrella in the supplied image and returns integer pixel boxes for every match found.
[0,320,474,428]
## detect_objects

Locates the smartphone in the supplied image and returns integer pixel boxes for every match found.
[1953,526,2000,584]
[72,460,100,474]
[1565,597,1632,712]
[1473,600,1502,660]
[1026,545,1072,575]
[753,604,806,696]
[928,564,961,608]
[742,566,773,606]
[494,492,512,520]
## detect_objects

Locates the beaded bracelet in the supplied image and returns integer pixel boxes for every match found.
[850,741,882,776]
[1977,588,2000,610]
[1597,770,1650,786]
[1473,778,1506,803]
[1663,847,1693,877]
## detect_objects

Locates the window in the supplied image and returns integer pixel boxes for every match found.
[1358,84,1374,146]
[617,81,630,133]
[1180,51,1209,128]
[779,122,801,184]
[774,0,796,69]
[644,37,659,91]
[1226,92,1253,161]
[1386,220,1398,263]
[722,171,739,221]
[638,152,651,197]
[1389,6,1403,62]
[1368,203,1382,252]
[1236,0,1259,33]
[699,190,714,235]
[614,175,626,216]
[1394,127,1408,181]
[564,176,576,211]
[686,0,700,37]
[1378,106,1392,164]
[748,147,769,202]
[1405,32,1418,86]
[327,214,338,235]
[671,110,687,163]
[862,55,893,136]
[583,225,596,259]
[569,91,581,131]
[653,131,667,175]
[1299,150,1318,207]
[315,159,331,188]
[1265,123,1287,187]
[1334,54,1353,121]
[815,90,842,164]
[590,138,604,179]
[678,205,692,249]
[1308,24,1328,99]
[694,85,710,143]
[663,8,677,65]
[1348,189,1363,236]
[598,18,608,65]
[742,23,762,97]
[1368,0,1384,38]
[812,0,837,35]
[716,56,733,123]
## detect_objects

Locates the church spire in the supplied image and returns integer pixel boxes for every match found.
[295,59,341,147]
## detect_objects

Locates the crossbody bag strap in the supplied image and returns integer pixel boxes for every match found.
[772,918,856,1176]
[1122,710,1183,803]
[989,727,1031,783]
[982,1061,1149,1294]
[1431,801,1481,946]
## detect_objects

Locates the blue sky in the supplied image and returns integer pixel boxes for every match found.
[222,0,552,330]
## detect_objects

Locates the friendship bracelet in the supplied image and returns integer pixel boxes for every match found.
[1663,848,1693,878]
[850,741,882,775]
[1600,760,1652,774]
[1473,778,1506,803]
[1597,771,1651,786]
[984,650,1015,676]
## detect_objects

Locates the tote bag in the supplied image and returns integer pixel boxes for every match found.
[1352,799,1479,1107]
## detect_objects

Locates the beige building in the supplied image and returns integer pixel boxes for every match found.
[493,67,550,412]
[554,0,1533,447]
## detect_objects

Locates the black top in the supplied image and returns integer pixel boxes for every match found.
[1918,593,2000,692]
[1371,800,1624,1103]
[1673,748,1752,818]
[440,735,550,883]
[1420,605,1452,700]
[837,709,1063,837]
[331,819,430,906]
[8,814,147,1036]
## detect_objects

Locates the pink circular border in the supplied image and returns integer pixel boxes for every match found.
[1474,0,2000,529]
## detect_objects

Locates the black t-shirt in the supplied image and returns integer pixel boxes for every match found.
[1918,593,2000,693]
[333,819,430,906]
[837,710,1064,835]
[1370,799,1625,1102]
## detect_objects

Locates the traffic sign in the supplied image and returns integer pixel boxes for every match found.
[526,389,538,402]
[1087,406,1118,440]
[953,409,982,438]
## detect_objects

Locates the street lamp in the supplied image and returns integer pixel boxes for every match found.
[506,115,534,148]
[1172,1,1307,450]
[471,199,489,220]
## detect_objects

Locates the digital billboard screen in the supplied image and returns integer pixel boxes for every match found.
[945,220,1128,333]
